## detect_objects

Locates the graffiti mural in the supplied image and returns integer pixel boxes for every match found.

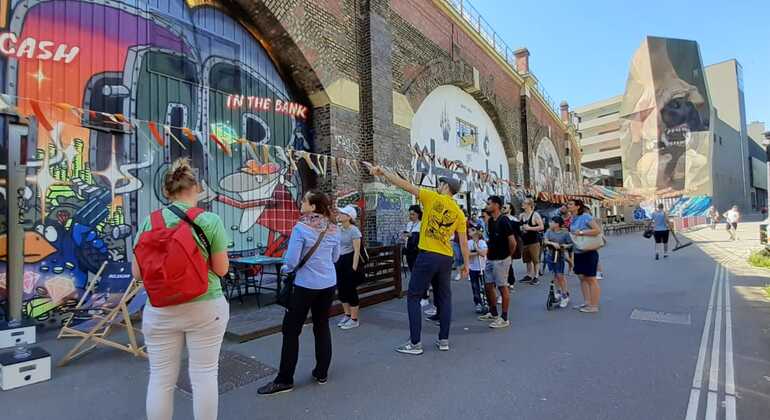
[0,0,314,322]
[534,137,564,194]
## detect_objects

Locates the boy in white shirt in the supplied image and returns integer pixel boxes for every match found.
[468,226,488,314]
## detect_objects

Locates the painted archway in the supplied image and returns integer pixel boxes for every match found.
[534,137,564,194]
[411,85,510,208]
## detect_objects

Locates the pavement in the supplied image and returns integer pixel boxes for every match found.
[1,218,769,420]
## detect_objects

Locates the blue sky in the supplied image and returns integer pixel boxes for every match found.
[472,0,770,124]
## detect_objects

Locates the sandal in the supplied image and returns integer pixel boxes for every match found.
[579,306,599,313]
[573,303,588,310]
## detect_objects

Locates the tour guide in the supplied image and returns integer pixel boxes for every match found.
[366,163,470,354]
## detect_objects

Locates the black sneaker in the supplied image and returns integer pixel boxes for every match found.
[530,277,540,286]
[521,276,532,284]
[427,314,441,325]
[257,381,293,395]
[312,375,328,385]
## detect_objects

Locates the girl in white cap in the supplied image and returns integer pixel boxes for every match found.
[335,205,363,329]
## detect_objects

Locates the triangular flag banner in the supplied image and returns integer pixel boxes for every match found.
[300,151,321,175]
[182,127,196,142]
[261,144,271,164]
[165,126,186,150]
[54,102,83,120]
[30,100,53,132]
[114,113,128,123]
[331,157,339,176]
[209,133,231,156]
[316,154,328,177]
[285,148,299,171]
[274,145,290,167]
[147,122,164,146]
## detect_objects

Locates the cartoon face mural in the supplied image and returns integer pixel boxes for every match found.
[534,137,564,194]
[411,85,510,207]
[0,0,314,321]
[619,36,712,197]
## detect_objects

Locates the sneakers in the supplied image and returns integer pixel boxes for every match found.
[396,341,424,355]
[340,319,359,330]
[435,339,450,351]
[257,381,293,395]
[497,296,502,305]
[424,307,437,316]
[559,295,570,308]
[337,315,351,327]
[489,317,511,329]
[508,284,516,291]
[573,303,588,310]
[478,313,496,321]
[655,253,659,260]
[521,275,532,284]
[530,277,540,286]
[426,314,441,325]
[663,253,669,259]
[312,372,328,384]
[420,299,430,307]
[474,303,485,314]
[597,272,604,280]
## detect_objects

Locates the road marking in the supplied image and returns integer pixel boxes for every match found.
[705,266,724,420]
[724,268,737,420]
[685,264,720,420]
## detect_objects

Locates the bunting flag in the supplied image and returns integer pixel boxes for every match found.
[113,113,128,123]
[242,139,259,162]
[209,132,231,156]
[316,154,328,176]
[147,121,165,146]
[54,102,82,119]
[182,127,197,142]
[300,151,321,175]
[261,144,271,164]
[273,145,290,168]
[30,100,53,132]
[331,157,339,176]
[164,126,186,150]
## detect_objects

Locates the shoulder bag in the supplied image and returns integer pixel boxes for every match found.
[277,226,328,309]
[570,229,605,252]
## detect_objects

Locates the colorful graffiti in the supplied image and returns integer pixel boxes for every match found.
[0,0,313,322]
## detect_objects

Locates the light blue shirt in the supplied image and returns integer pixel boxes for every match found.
[652,211,669,231]
[570,213,594,233]
[283,222,340,289]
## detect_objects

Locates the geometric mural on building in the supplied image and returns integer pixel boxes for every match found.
[0,0,313,322]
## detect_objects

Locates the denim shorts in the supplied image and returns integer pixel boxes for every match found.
[484,258,512,287]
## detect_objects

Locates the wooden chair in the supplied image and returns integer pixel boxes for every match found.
[57,276,147,367]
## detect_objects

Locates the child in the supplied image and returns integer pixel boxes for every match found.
[468,226,488,314]
[543,216,573,308]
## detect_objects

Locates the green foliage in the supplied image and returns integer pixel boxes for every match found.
[747,249,770,269]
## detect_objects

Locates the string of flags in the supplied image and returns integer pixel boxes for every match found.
[1,92,575,199]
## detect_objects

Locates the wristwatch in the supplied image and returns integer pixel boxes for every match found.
[578,230,583,236]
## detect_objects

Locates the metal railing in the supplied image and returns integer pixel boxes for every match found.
[445,0,560,116]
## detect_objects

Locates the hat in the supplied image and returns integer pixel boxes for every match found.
[438,176,462,195]
[338,205,357,220]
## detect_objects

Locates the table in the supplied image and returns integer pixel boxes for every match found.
[229,256,287,306]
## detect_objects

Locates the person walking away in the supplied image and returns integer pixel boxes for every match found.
[335,205,363,330]
[258,191,341,395]
[467,226,488,314]
[543,216,573,308]
[366,163,469,354]
[519,199,544,285]
[724,205,741,240]
[567,199,603,313]
[133,158,230,420]
[707,205,719,230]
[478,196,517,328]
[649,204,673,260]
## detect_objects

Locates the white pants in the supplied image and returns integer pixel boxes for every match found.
[142,297,229,420]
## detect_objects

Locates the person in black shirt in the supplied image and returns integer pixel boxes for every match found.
[478,196,517,329]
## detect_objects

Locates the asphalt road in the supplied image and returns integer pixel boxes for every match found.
[2,222,768,420]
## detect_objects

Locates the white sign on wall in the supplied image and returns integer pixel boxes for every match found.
[411,85,510,207]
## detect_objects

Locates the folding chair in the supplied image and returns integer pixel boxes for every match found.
[58,276,147,367]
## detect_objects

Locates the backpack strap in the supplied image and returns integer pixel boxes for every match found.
[150,210,165,230]
[167,205,212,256]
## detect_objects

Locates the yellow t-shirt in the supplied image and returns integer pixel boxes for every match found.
[417,189,467,256]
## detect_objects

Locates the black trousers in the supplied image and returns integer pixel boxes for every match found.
[276,285,335,384]
[335,252,360,306]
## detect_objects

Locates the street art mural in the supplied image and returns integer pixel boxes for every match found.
[619,36,712,198]
[0,0,314,322]
[411,85,510,209]
[533,137,564,194]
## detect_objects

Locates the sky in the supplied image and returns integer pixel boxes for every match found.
[472,0,770,125]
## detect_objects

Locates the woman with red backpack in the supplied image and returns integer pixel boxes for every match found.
[132,158,231,420]
[258,190,341,395]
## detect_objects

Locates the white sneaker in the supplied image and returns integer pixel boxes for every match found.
[340,319,359,330]
[559,295,570,308]
[489,317,510,329]
[478,313,496,321]
[596,272,604,280]
[424,307,437,316]
[508,284,516,291]
[337,316,351,327]
[497,296,502,305]
[420,299,430,307]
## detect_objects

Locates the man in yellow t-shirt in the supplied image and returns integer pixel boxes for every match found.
[366,163,469,355]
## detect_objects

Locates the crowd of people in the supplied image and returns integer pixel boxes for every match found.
[133,158,607,419]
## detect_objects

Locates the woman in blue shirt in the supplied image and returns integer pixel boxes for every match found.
[259,190,340,395]
[566,199,603,313]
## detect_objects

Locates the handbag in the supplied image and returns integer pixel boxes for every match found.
[570,232,605,252]
[643,228,653,239]
[276,226,329,309]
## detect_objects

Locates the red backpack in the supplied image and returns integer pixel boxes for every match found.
[135,206,211,307]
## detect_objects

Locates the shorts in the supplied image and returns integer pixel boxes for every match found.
[574,250,599,277]
[452,242,463,267]
[484,258,512,287]
[522,243,541,264]
[546,259,567,275]
[653,230,669,244]
[731,222,738,230]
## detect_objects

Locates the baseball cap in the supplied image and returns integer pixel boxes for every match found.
[438,176,462,195]
[337,205,357,220]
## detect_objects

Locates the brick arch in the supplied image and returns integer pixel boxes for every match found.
[402,56,519,181]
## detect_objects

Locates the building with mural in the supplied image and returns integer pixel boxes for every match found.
[0,0,578,322]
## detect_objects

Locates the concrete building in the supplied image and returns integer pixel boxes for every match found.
[748,121,769,209]
[574,96,623,187]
